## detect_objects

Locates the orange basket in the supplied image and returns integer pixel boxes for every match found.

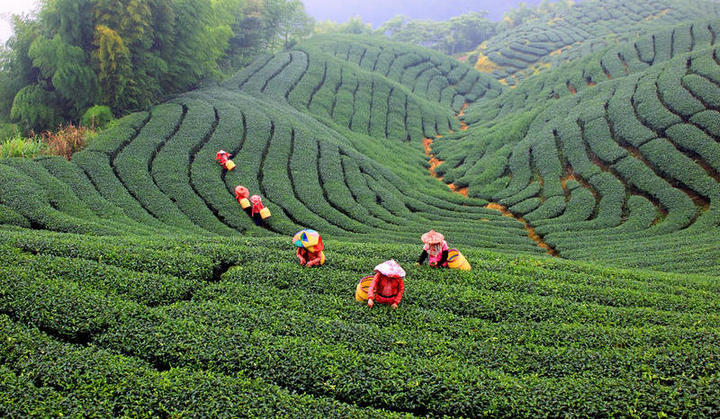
[447,249,471,271]
[355,275,374,302]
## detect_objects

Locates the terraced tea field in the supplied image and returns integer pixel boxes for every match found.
[2,231,720,416]
[2,4,720,416]
[474,0,720,86]
[436,20,720,275]
[0,34,541,254]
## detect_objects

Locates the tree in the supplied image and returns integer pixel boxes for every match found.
[40,0,95,50]
[0,15,42,122]
[226,0,266,66]
[502,0,574,29]
[316,16,373,35]
[161,0,231,91]
[377,12,497,55]
[377,15,410,37]
[448,11,495,54]
[318,15,373,35]
[92,25,132,112]
[502,2,535,28]
[28,35,99,114]
[343,16,373,35]
[0,0,265,131]
[263,0,314,50]
[10,84,62,131]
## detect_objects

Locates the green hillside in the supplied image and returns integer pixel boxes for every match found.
[434,19,720,275]
[474,0,720,85]
[2,1,720,416]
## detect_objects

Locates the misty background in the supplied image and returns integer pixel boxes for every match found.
[0,0,39,45]
[302,0,546,27]
[0,1,548,44]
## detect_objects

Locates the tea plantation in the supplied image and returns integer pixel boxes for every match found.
[473,0,720,86]
[437,18,720,275]
[2,2,720,416]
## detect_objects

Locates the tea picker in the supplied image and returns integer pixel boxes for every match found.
[417,230,471,270]
[216,150,236,171]
[235,185,251,215]
[249,194,271,225]
[292,229,325,267]
[364,259,405,309]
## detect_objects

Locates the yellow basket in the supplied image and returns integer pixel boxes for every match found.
[447,249,471,271]
[259,207,271,219]
[225,160,236,171]
[239,198,250,209]
[355,275,374,302]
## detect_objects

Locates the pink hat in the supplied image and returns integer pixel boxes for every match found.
[250,195,262,204]
[235,185,249,199]
[374,259,406,278]
[421,230,444,244]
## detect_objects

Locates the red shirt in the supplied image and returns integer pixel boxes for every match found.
[367,273,404,305]
[296,247,323,265]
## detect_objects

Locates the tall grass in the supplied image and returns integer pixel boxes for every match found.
[0,124,97,160]
[0,135,45,159]
[41,124,94,160]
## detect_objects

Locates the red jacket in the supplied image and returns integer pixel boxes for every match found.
[296,247,324,266]
[367,272,404,305]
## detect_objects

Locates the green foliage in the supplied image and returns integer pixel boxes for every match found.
[1,7,720,414]
[263,0,314,50]
[28,35,100,113]
[10,84,62,131]
[378,11,498,55]
[315,16,374,35]
[80,105,114,129]
[1,232,720,415]
[92,25,132,112]
[433,16,720,271]
[502,0,576,29]
[0,311,399,417]
[475,0,720,86]
[0,0,315,131]
[0,135,44,159]
[0,15,42,121]
[0,123,19,141]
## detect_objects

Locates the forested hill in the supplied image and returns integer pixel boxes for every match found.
[0,0,315,133]
[0,32,540,253]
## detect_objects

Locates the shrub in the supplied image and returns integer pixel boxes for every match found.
[0,123,19,141]
[0,135,45,159]
[80,105,114,130]
[40,124,94,160]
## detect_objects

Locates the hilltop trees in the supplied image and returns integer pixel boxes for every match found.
[315,16,374,35]
[0,0,313,133]
[377,12,497,55]
[501,0,574,28]
[265,0,314,49]
[373,2,578,56]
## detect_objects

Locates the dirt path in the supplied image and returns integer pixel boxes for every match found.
[457,103,469,131]
[422,137,469,197]
[421,103,471,195]
[485,203,558,256]
[423,103,558,256]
